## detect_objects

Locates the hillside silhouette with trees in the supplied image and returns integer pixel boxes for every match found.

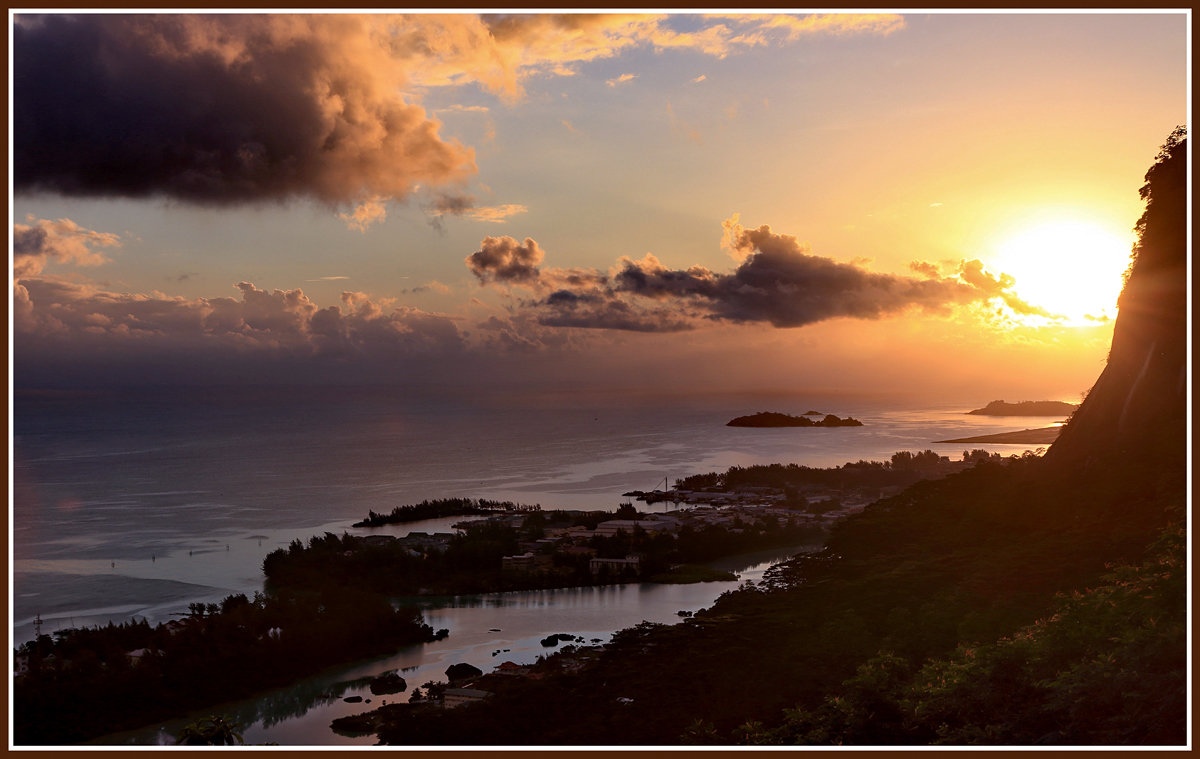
[349,130,1187,746]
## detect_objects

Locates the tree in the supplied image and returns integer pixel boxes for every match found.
[175,714,245,745]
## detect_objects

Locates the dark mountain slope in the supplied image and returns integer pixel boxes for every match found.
[1046,129,1187,499]
[364,132,1187,746]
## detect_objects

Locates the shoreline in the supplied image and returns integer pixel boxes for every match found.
[934,426,1061,445]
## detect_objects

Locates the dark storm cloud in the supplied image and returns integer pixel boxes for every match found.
[13,14,475,206]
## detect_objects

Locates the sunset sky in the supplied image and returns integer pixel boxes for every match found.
[10,11,1189,399]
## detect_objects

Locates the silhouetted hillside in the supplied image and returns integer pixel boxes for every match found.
[1048,128,1187,466]
[1043,128,1187,530]
[355,131,1188,746]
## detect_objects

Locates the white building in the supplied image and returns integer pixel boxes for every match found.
[589,556,641,575]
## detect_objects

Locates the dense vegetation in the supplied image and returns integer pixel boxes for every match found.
[731,521,1184,745]
[265,510,822,596]
[352,498,540,527]
[675,449,988,493]
[13,587,443,744]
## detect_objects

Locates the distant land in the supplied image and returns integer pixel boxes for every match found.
[967,400,1078,416]
[727,412,863,428]
[935,426,1062,444]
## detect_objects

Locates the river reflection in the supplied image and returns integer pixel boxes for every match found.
[95,540,823,746]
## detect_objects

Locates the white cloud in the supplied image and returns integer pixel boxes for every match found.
[606,73,638,87]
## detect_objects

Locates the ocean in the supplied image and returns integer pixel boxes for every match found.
[12,385,1055,646]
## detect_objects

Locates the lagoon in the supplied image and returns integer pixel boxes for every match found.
[94,543,817,746]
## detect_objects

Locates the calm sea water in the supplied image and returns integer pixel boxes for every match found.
[12,385,1055,646]
[13,385,1061,745]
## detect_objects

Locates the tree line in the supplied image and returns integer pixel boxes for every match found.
[14,585,443,744]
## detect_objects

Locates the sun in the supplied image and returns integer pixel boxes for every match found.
[987,220,1134,325]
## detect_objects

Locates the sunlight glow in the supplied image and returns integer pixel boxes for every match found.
[988,221,1134,325]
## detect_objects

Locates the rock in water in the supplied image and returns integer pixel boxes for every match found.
[369,672,407,695]
[445,662,483,682]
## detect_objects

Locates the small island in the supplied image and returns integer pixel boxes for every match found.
[966,400,1077,417]
[727,412,863,428]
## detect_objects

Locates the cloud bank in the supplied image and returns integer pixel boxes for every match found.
[12,215,472,385]
[465,216,1045,332]
[11,212,1098,391]
[15,277,465,356]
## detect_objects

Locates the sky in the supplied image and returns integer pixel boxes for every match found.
[10,11,1190,400]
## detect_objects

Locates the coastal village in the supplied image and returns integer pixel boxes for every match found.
[388,485,888,580]
[349,478,912,717]
[369,450,975,585]
[358,452,979,712]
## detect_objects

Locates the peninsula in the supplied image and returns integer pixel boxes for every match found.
[353,498,539,528]
[266,504,823,598]
[966,400,1077,416]
[727,412,863,428]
